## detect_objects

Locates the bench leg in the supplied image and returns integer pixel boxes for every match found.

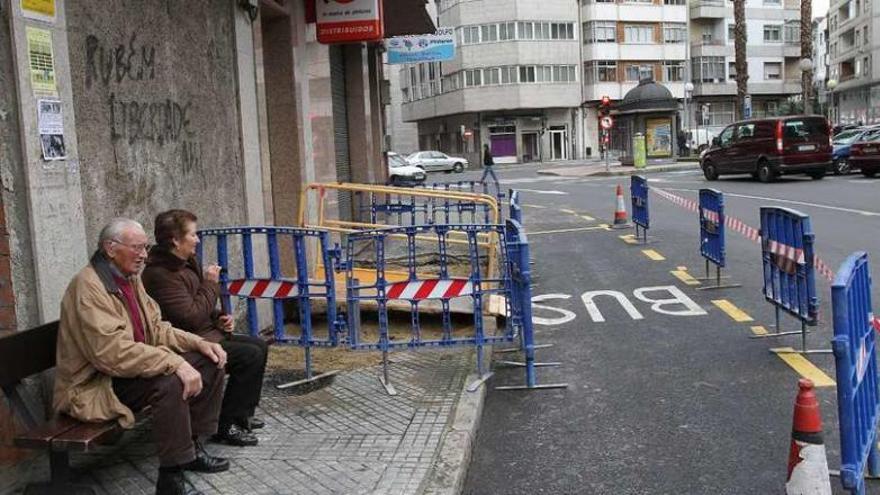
[23,451,96,495]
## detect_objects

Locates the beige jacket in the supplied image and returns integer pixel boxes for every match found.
[53,252,204,428]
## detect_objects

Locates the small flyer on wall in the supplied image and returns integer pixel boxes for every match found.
[26,26,57,96]
[21,0,56,23]
[38,99,66,160]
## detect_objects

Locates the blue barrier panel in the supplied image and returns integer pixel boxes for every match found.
[344,223,515,394]
[366,183,497,225]
[831,252,880,495]
[197,226,343,384]
[630,175,649,239]
[509,189,523,225]
[758,207,824,353]
[699,188,725,268]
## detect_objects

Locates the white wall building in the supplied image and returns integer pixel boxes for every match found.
[826,0,879,124]
[400,0,582,164]
[688,0,802,132]
[813,16,829,109]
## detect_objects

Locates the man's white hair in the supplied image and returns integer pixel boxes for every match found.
[98,218,145,251]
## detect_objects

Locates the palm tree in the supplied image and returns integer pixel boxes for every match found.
[801,0,813,114]
[733,0,748,120]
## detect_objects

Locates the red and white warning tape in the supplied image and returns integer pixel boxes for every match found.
[386,278,473,301]
[650,187,835,282]
[228,279,298,299]
[767,240,805,265]
[871,313,880,332]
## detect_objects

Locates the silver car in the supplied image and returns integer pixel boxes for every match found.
[406,151,469,173]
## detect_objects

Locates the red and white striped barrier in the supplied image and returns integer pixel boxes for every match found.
[386,278,473,301]
[871,313,880,333]
[767,240,806,265]
[227,279,298,299]
[651,187,836,282]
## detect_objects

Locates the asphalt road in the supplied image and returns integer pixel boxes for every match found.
[430,165,880,494]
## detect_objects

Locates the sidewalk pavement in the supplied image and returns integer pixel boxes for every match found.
[535,159,700,178]
[1,348,487,495]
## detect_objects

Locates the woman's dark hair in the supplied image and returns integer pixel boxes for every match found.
[154,209,198,249]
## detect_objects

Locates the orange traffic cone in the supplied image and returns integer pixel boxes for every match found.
[786,379,832,495]
[612,184,629,228]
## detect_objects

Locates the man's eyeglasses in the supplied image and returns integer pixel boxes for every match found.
[111,239,153,253]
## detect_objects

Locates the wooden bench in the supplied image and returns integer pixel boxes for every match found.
[0,321,128,495]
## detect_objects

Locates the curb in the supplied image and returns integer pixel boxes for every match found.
[537,162,700,178]
[420,368,486,495]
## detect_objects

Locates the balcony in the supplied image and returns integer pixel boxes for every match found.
[690,41,732,58]
[689,0,730,19]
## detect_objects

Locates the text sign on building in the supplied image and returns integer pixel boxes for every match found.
[316,0,384,44]
[385,28,456,65]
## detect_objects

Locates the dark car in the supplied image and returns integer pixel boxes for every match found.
[847,130,880,178]
[700,116,832,183]
[830,126,880,174]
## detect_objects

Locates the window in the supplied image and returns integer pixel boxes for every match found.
[499,22,515,40]
[764,62,781,80]
[518,21,534,39]
[718,125,735,146]
[664,0,685,4]
[481,24,498,42]
[401,87,410,102]
[586,21,617,43]
[585,61,618,83]
[500,66,517,84]
[864,56,871,76]
[664,61,684,81]
[465,69,482,87]
[537,65,552,82]
[707,103,736,126]
[625,24,654,44]
[737,123,755,139]
[462,26,480,44]
[784,21,799,43]
[763,25,782,43]
[442,73,460,92]
[728,61,737,80]
[763,0,781,5]
[728,24,735,43]
[483,68,500,85]
[550,23,575,40]
[664,23,686,44]
[625,64,653,81]
[693,57,725,82]
[865,26,869,45]
[552,66,575,83]
[519,66,536,83]
[535,22,550,40]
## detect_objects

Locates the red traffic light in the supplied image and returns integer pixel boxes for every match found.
[601,95,611,106]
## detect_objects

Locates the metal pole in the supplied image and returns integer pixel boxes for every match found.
[776,306,781,332]
[604,130,610,172]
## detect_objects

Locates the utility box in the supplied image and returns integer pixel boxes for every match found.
[633,133,646,169]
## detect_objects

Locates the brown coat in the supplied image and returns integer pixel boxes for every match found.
[54,252,204,428]
[142,248,224,343]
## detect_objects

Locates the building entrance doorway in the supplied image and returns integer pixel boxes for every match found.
[522,132,539,162]
[550,127,568,161]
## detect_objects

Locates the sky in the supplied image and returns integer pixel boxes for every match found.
[813,0,829,19]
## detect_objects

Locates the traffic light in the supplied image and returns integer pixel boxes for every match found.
[598,95,611,117]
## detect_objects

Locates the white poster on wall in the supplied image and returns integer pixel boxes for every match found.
[37,98,66,160]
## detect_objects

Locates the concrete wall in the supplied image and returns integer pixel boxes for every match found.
[66,0,246,242]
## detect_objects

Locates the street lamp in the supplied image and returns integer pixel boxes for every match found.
[684,82,694,155]
[799,58,814,114]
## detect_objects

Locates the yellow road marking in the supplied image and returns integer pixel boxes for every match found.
[560,208,576,214]
[619,234,638,244]
[712,299,754,322]
[642,249,666,261]
[671,269,700,286]
[750,325,769,336]
[529,226,610,236]
[772,348,836,387]
[524,204,546,209]
[580,215,596,222]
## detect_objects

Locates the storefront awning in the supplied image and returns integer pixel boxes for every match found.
[382,0,436,37]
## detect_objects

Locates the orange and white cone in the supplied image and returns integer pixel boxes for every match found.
[786,379,832,495]
[612,184,629,228]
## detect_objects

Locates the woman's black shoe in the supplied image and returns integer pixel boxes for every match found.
[210,423,259,446]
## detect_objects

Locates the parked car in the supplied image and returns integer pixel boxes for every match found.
[406,151,468,173]
[847,131,880,178]
[700,116,832,183]
[830,126,880,174]
[386,151,426,186]
[833,124,860,136]
[685,128,717,154]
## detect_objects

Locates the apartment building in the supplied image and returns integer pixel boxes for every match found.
[689,0,802,130]
[399,0,582,164]
[813,16,829,109]
[580,0,688,156]
[826,0,879,124]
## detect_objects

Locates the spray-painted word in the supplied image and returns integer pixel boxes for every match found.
[86,33,156,88]
[109,93,192,146]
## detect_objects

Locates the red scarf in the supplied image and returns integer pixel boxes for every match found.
[112,274,146,343]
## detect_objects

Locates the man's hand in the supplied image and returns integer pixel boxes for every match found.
[175,360,203,400]
[204,264,222,283]
[197,340,227,369]
[219,314,234,333]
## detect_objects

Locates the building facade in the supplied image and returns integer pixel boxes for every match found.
[400,0,582,164]
[580,0,688,158]
[826,0,879,124]
[688,0,802,131]
[813,16,829,110]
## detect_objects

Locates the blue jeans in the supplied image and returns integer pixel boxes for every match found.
[480,165,498,185]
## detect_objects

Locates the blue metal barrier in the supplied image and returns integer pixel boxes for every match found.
[197,226,344,386]
[696,189,740,290]
[756,207,825,353]
[832,252,880,495]
[630,175,649,242]
[362,184,496,225]
[509,189,522,225]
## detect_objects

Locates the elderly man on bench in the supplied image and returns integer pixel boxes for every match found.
[53,218,229,495]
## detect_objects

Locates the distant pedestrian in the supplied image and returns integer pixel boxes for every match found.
[480,143,497,185]
[677,130,687,157]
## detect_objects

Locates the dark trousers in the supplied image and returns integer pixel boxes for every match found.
[218,333,268,425]
[480,165,498,185]
[112,352,225,467]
